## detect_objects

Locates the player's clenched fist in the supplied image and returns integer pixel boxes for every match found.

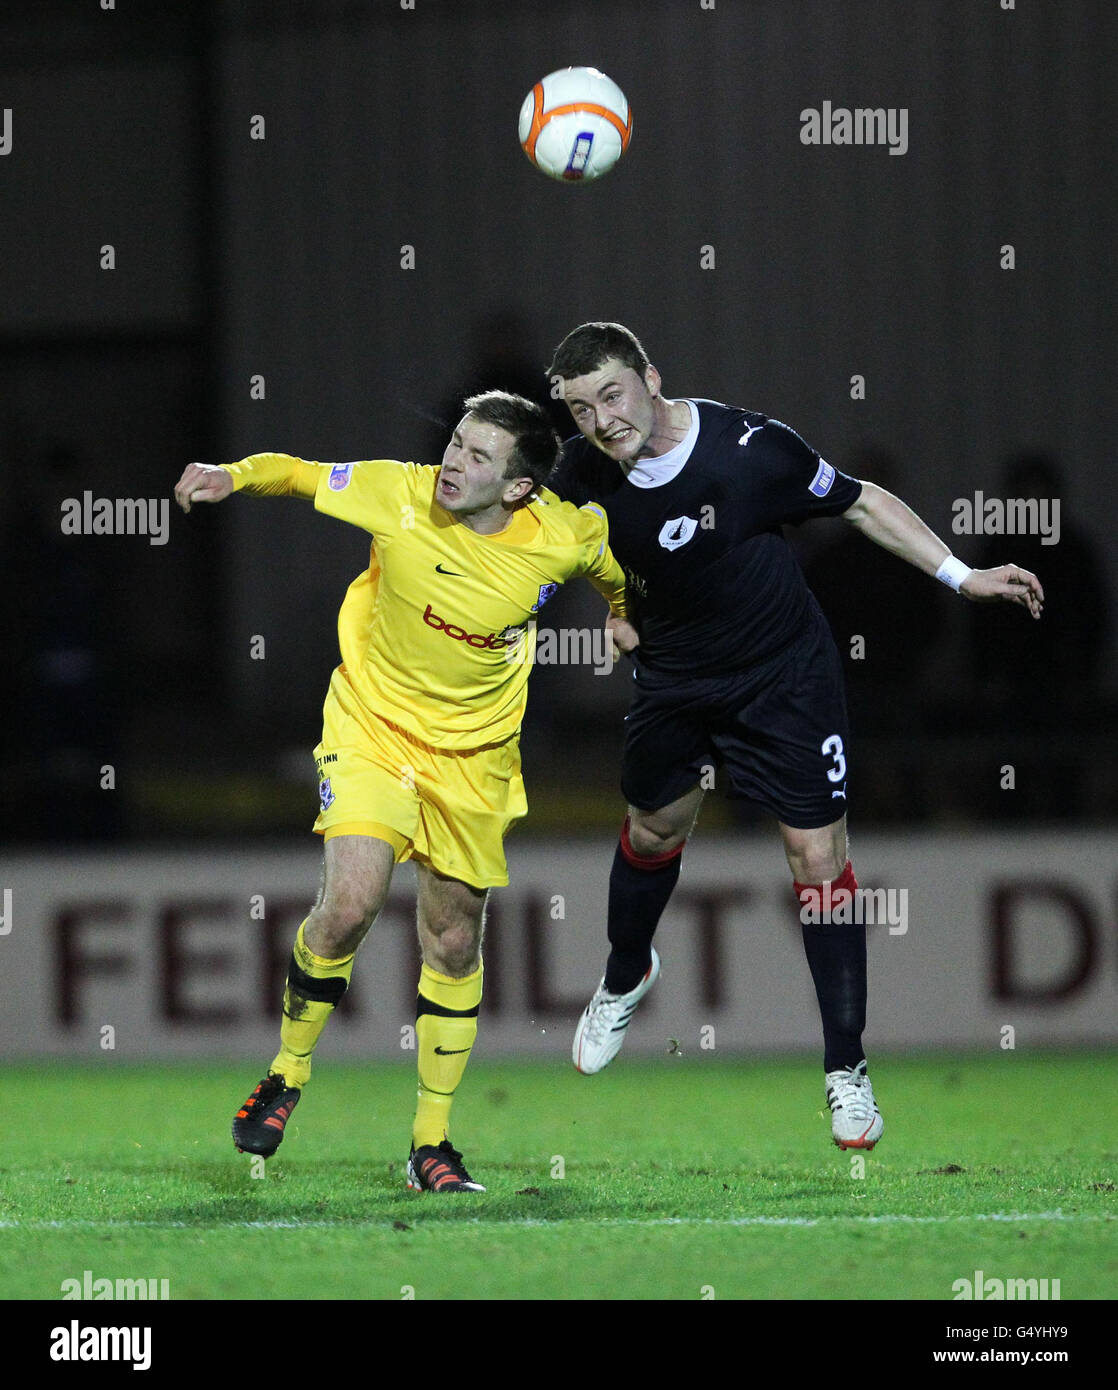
[173,462,234,513]
[607,612,640,661]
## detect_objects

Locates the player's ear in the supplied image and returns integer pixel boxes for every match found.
[644,365,661,398]
[503,476,534,506]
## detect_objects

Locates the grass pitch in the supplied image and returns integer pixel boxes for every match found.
[1,1051,1115,1301]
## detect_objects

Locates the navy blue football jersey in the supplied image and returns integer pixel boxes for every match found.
[549,399,862,674]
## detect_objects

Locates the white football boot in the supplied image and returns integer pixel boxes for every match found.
[825,1059,884,1149]
[572,948,661,1075]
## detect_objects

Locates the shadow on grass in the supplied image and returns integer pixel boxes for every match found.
[134,1154,865,1228]
[30,1152,1082,1230]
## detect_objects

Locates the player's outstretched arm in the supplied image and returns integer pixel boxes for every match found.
[174,454,324,513]
[173,462,234,513]
[842,481,1044,619]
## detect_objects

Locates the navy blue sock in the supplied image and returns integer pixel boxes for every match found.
[795,861,867,1072]
[604,818,683,993]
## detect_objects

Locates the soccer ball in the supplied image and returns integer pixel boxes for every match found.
[518,66,632,182]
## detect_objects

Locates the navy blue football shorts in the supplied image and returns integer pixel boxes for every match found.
[620,614,851,829]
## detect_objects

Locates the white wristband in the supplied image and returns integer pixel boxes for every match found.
[935,555,973,592]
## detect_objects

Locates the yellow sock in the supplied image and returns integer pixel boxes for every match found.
[268,919,356,1089]
[412,960,482,1149]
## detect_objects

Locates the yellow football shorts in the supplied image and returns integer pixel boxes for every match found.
[312,692,527,889]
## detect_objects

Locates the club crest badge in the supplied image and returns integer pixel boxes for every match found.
[658,516,698,552]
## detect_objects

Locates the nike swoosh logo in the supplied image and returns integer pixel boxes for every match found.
[433,1045,471,1055]
[435,563,465,576]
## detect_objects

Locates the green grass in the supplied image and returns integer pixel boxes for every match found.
[1,1052,1115,1300]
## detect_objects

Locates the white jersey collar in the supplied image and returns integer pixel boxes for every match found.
[622,399,699,489]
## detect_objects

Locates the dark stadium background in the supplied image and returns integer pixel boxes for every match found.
[2,0,1115,845]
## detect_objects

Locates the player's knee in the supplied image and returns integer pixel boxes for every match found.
[425,920,481,977]
[313,888,383,954]
[789,848,845,887]
[626,815,685,860]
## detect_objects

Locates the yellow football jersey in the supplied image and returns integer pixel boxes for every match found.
[223,454,628,748]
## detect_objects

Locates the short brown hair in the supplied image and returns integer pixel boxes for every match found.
[547,322,651,382]
[462,389,561,491]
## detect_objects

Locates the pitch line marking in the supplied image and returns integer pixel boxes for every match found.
[0,1210,1107,1232]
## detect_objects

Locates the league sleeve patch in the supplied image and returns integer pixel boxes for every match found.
[532,582,559,612]
[808,460,835,497]
[328,463,354,491]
